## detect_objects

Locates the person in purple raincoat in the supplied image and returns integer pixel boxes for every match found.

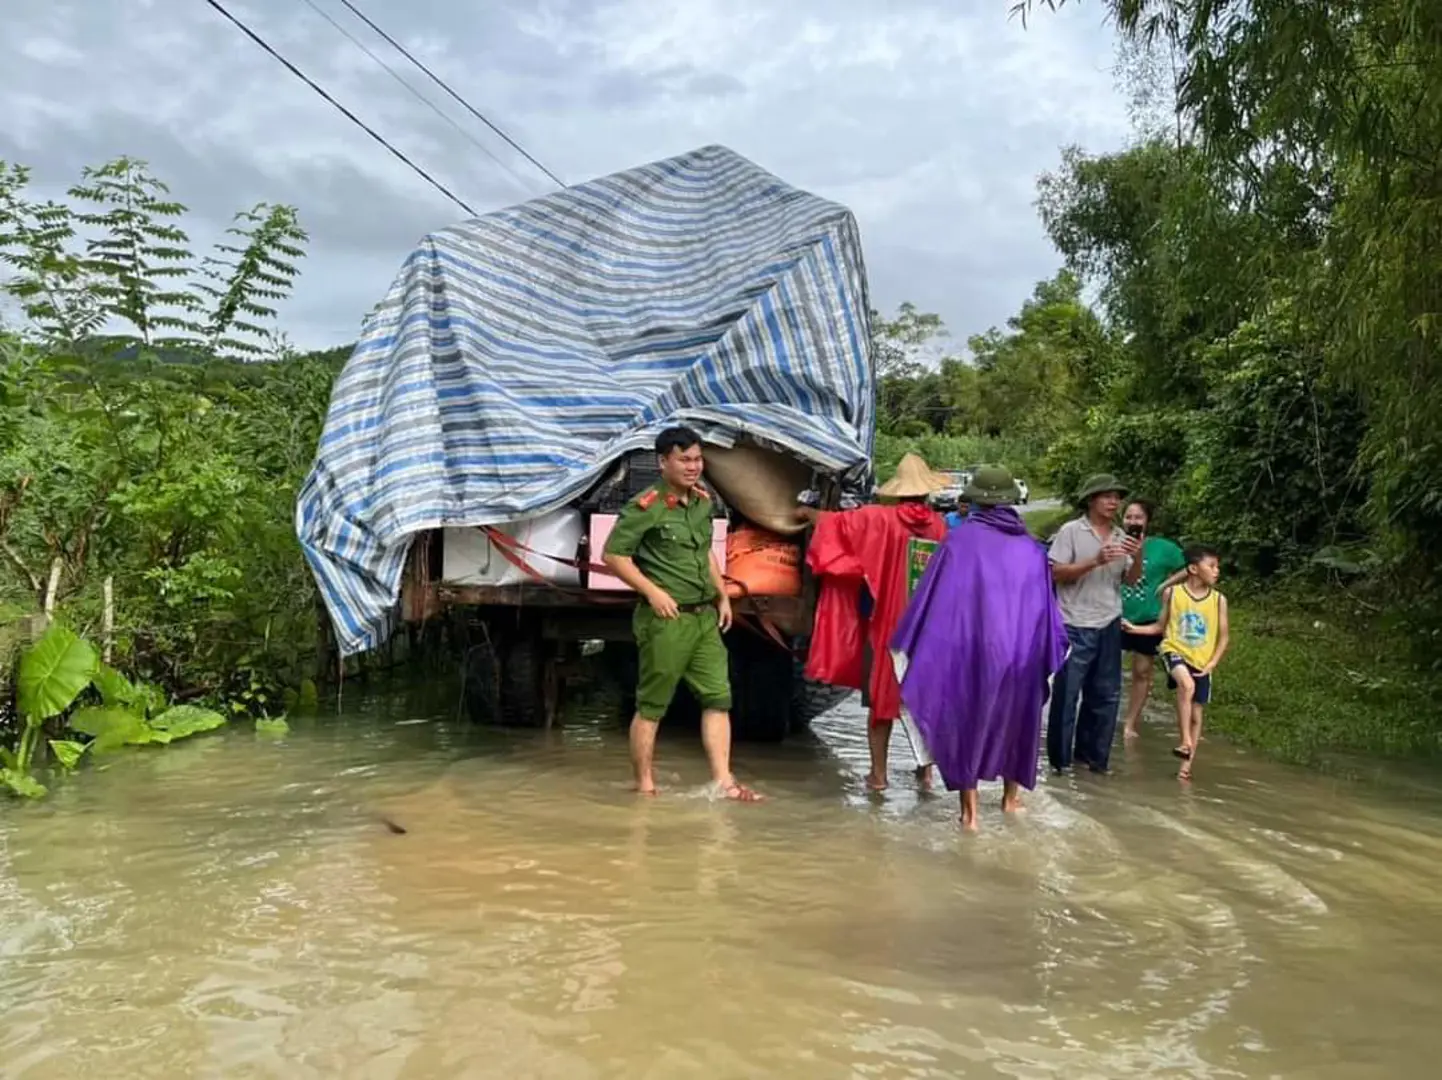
[890,465,1070,831]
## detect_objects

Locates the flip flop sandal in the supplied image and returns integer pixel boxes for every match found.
[1171,746,1192,760]
[722,783,765,803]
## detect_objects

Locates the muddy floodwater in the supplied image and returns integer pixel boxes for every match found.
[3,681,1442,1079]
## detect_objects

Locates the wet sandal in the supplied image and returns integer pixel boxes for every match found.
[1171,746,1192,760]
[721,782,765,802]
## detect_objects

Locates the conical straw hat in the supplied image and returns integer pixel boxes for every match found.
[877,452,948,499]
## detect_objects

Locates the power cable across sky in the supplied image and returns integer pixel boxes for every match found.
[202,0,479,217]
[333,0,567,189]
[295,0,539,198]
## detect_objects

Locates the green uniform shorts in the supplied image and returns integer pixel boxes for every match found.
[633,605,732,720]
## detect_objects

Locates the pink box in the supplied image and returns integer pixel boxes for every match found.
[588,514,728,591]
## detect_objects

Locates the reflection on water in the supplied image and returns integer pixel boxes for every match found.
[3,678,1442,1078]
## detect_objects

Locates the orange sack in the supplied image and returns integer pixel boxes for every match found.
[725,525,803,598]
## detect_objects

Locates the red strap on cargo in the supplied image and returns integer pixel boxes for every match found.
[480,525,614,578]
[480,527,795,652]
[477,526,631,604]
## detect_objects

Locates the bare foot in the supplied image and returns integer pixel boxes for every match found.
[634,785,659,796]
[1123,726,1140,740]
[1002,796,1025,814]
[1178,762,1193,782]
[864,774,888,792]
[960,813,979,833]
[914,766,933,792]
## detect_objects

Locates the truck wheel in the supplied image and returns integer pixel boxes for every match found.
[460,640,501,724]
[602,643,640,724]
[727,630,794,743]
[790,673,850,732]
[498,636,546,727]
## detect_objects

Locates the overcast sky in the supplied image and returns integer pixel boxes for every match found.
[2,0,1129,353]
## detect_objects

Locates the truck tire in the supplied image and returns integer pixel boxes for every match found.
[498,635,545,727]
[790,673,850,732]
[727,629,794,743]
[460,639,501,724]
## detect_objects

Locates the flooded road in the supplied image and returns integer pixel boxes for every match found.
[3,683,1442,1079]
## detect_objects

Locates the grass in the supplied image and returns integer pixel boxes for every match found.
[1205,584,1442,769]
[1023,504,1072,541]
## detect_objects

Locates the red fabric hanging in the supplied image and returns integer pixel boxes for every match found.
[803,502,946,726]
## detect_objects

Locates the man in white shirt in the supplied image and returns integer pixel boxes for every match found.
[1045,474,1142,774]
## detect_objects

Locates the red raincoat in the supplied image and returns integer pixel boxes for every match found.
[804,502,946,726]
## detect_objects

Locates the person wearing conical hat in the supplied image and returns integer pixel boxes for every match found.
[874,453,952,501]
[797,452,947,792]
[891,466,1069,830]
[1044,473,1143,775]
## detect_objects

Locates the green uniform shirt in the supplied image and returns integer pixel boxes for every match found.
[1122,536,1186,625]
[602,482,718,605]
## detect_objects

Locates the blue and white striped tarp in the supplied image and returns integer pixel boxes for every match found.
[296,145,876,656]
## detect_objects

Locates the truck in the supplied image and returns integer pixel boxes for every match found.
[296,145,875,742]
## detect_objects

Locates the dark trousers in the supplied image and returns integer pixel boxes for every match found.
[1046,618,1123,772]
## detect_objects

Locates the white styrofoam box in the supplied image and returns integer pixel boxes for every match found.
[441,509,583,587]
[588,514,728,592]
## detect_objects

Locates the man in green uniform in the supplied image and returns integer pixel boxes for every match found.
[602,426,764,801]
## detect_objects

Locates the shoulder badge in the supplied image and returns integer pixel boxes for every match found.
[665,494,679,510]
[636,489,660,510]
[694,484,710,501]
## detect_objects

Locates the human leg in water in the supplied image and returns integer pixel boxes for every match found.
[960,789,980,832]
[1124,650,1154,739]
[1168,662,1196,761]
[1002,779,1025,814]
[630,714,661,795]
[700,708,764,801]
[866,718,892,790]
[1179,703,1204,781]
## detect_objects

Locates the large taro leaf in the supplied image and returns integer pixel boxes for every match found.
[1,768,47,799]
[17,625,98,720]
[255,715,290,738]
[69,707,160,753]
[48,739,89,770]
[92,664,140,708]
[149,705,226,741]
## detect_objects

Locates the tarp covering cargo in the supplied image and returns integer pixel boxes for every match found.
[297,145,876,656]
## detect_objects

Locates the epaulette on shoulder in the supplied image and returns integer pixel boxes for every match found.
[636,489,660,510]
[694,484,711,500]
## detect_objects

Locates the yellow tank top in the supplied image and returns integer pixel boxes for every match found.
[1161,585,1221,669]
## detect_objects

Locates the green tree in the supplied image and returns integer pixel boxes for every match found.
[0,157,333,708]
[871,302,951,434]
[1015,0,1442,598]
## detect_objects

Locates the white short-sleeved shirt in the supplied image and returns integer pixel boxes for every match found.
[1048,516,1130,629]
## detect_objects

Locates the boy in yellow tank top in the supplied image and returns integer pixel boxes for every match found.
[1133,544,1230,780]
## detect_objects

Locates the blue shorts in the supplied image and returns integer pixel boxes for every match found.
[1162,652,1212,705]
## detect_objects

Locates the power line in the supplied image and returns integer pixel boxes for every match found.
[296,0,535,197]
[202,0,477,217]
[333,0,566,189]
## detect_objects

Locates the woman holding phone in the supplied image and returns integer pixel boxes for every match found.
[1118,500,1187,739]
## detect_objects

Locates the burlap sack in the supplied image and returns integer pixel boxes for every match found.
[703,442,812,534]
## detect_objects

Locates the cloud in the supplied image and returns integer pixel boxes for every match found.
[0,0,1128,351]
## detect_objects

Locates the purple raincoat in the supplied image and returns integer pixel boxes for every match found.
[890,506,1069,792]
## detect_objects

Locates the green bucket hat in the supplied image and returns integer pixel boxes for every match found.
[1076,472,1128,507]
[963,465,1021,507]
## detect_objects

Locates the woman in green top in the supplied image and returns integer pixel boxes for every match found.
[1117,500,1188,739]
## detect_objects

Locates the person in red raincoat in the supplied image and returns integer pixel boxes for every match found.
[798,453,948,792]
